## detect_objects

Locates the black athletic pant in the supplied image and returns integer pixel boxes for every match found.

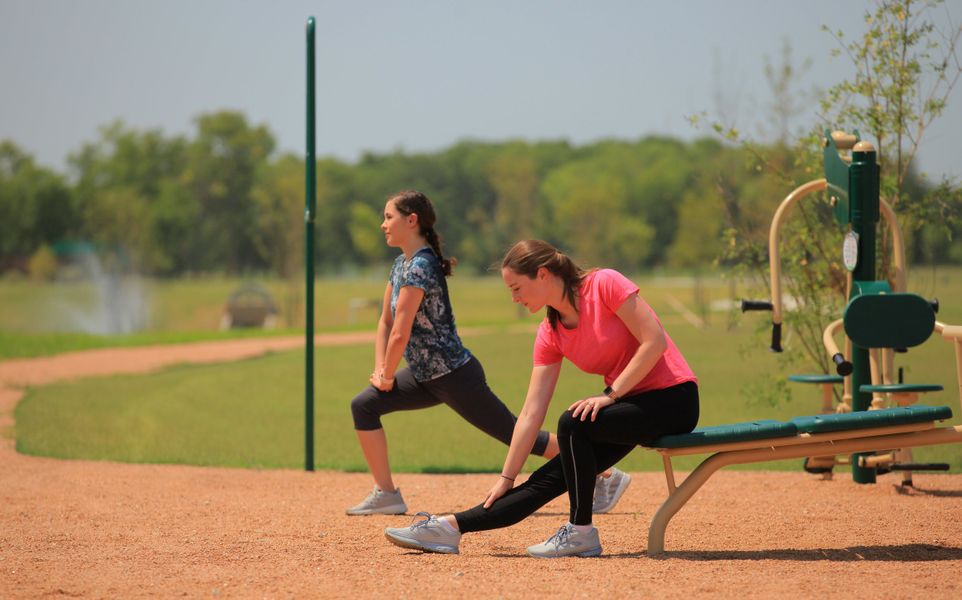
[350,355,551,457]
[454,381,698,532]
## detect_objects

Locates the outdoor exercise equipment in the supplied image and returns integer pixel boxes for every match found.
[637,132,962,555]
[741,130,949,484]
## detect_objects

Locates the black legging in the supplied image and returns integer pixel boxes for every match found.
[351,355,551,456]
[454,381,698,532]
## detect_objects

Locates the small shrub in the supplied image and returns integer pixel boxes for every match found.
[28,245,59,281]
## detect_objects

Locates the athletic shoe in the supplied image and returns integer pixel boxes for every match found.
[592,467,631,514]
[384,512,461,554]
[346,486,408,515]
[527,523,602,558]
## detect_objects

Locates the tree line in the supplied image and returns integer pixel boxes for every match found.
[1,110,959,280]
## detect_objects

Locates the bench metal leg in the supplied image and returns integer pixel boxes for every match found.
[647,426,962,555]
[661,455,677,493]
[648,451,735,555]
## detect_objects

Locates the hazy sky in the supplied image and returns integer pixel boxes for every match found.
[2,0,960,181]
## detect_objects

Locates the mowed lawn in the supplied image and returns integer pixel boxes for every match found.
[8,268,962,473]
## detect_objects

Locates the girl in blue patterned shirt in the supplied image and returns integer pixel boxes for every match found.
[346,190,558,515]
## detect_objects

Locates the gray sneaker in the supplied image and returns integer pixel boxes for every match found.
[527,523,602,558]
[346,486,408,515]
[384,512,461,554]
[592,467,631,514]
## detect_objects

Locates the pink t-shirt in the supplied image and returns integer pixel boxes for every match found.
[533,269,696,394]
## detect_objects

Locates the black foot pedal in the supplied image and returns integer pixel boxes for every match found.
[803,457,834,474]
[890,463,951,471]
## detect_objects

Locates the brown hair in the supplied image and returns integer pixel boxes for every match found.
[501,239,588,330]
[389,190,457,276]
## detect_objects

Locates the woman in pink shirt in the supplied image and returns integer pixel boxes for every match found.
[385,239,699,557]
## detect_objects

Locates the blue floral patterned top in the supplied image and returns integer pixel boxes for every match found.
[389,247,472,382]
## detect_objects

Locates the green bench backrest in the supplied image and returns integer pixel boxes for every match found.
[844,292,935,349]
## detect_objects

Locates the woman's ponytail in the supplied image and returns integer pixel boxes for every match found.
[425,227,457,276]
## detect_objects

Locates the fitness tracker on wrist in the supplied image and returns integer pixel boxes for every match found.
[603,385,618,401]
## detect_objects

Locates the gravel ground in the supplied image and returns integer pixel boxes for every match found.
[2,337,961,599]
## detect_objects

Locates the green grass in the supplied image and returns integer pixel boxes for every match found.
[14,322,962,473]
[0,329,298,360]
[0,272,541,358]
[7,267,962,472]
[13,330,566,472]
[0,270,542,334]
[0,270,728,358]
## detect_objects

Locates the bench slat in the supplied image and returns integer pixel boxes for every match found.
[654,420,797,449]
[790,405,952,434]
[652,405,953,449]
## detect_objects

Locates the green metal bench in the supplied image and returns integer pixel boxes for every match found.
[643,405,959,555]
[642,292,962,555]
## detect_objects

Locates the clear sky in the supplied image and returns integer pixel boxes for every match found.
[1,0,960,181]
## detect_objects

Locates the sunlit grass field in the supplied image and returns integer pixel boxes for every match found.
[0,270,547,358]
[6,268,962,472]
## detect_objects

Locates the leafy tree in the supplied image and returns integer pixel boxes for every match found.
[80,186,149,256]
[69,120,187,198]
[0,141,75,258]
[347,202,385,263]
[252,154,304,277]
[147,180,200,275]
[668,185,725,270]
[182,111,275,273]
[540,156,654,270]
[68,121,188,273]
[621,137,694,266]
[315,157,365,270]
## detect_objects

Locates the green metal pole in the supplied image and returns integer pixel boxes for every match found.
[848,141,880,484]
[304,17,316,472]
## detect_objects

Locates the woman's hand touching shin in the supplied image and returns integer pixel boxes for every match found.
[482,362,561,509]
[483,476,514,508]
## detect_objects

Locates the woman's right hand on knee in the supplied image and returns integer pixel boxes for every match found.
[369,369,395,392]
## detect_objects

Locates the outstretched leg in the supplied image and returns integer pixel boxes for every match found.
[428,356,555,457]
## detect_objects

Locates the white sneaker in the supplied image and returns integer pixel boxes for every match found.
[527,523,602,558]
[384,512,461,554]
[592,467,631,514]
[346,486,408,515]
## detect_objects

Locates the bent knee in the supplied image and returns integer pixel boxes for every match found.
[350,389,382,430]
[556,410,585,437]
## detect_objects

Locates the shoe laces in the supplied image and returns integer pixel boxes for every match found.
[546,524,573,548]
[364,487,385,503]
[408,511,437,531]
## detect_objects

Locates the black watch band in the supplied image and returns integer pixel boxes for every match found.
[603,385,618,401]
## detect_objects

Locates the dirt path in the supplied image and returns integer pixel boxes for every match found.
[2,336,962,599]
